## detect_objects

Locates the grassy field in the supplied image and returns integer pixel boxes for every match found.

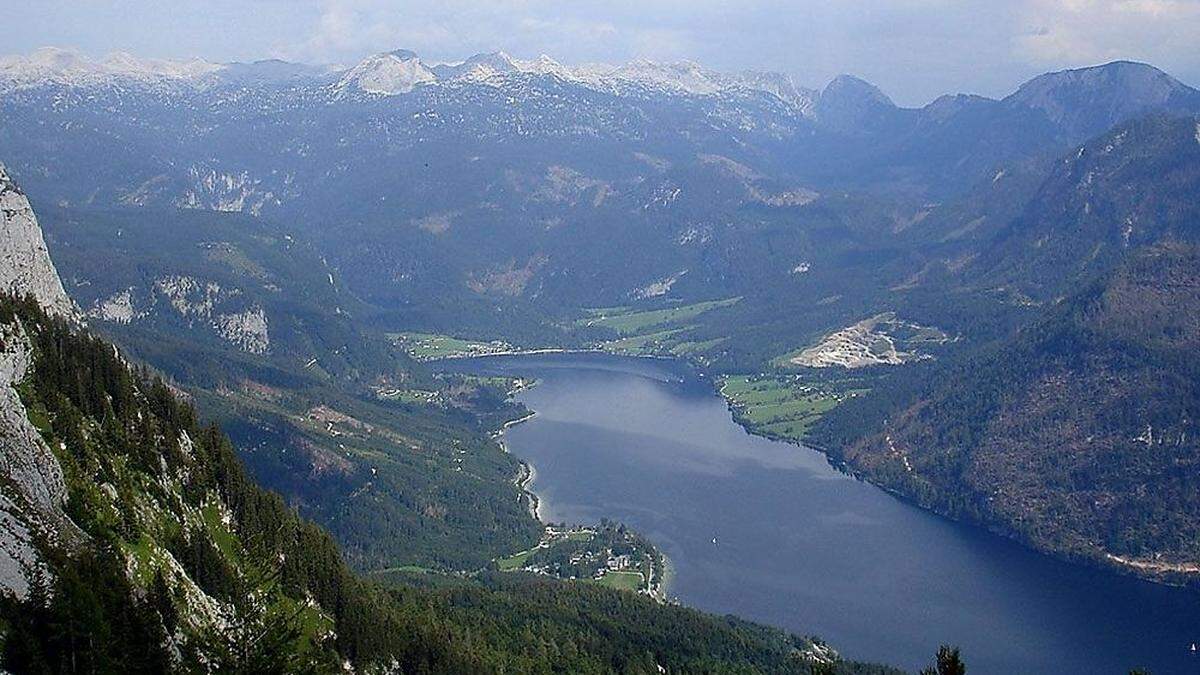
[601,327,691,352]
[667,337,728,355]
[579,298,740,336]
[594,570,644,592]
[388,332,511,361]
[721,374,868,442]
[496,548,537,571]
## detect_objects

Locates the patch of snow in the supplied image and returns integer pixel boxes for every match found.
[644,185,682,209]
[676,226,712,246]
[155,275,223,319]
[613,59,724,95]
[175,165,278,215]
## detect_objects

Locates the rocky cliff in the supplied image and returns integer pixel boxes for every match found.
[0,163,74,318]
[0,163,80,599]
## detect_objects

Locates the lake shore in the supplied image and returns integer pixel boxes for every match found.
[493,396,672,601]
[455,350,1200,672]
[495,410,543,521]
[711,375,1200,589]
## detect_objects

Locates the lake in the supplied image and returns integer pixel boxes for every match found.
[449,352,1200,674]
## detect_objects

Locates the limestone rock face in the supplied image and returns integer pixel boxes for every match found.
[0,164,75,318]
[0,163,81,599]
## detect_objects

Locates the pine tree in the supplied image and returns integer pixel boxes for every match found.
[919,644,966,675]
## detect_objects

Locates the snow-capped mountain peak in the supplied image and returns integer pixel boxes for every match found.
[0,45,822,115]
[0,47,223,89]
[612,58,724,95]
[517,54,577,80]
[334,49,436,95]
[466,51,519,72]
[430,51,520,82]
[730,70,818,115]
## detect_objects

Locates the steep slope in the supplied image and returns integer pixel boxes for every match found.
[33,205,544,573]
[811,121,1200,581]
[813,74,905,136]
[969,113,1200,300]
[40,205,404,384]
[0,164,73,318]
[0,162,79,601]
[821,245,1200,581]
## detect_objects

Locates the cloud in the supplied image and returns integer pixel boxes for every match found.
[275,0,637,64]
[1014,0,1200,69]
[7,0,1200,105]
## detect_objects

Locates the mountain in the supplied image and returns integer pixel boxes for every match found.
[816,243,1200,581]
[39,205,402,383]
[430,51,519,80]
[29,202,549,573]
[2,49,1196,226]
[4,45,1200,590]
[809,116,1200,581]
[334,49,436,95]
[0,163,904,673]
[970,113,1200,298]
[813,74,901,134]
[0,163,78,604]
[1004,60,1200,141]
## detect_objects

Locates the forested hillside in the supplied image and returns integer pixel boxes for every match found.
[813,242,1200,582]
[37,205,549,571]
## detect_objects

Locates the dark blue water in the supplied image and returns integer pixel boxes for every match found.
[450,353,1200,674]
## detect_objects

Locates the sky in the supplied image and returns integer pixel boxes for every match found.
[9,0,1200,106]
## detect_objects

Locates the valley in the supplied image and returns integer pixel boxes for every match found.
[4,36,1200,674]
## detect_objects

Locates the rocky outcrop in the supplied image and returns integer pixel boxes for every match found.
[214,306,270,354]
[0,164,75,318]
[152,275,271,353]
[0,318,78,600]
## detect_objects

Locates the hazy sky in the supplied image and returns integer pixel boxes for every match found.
[10,0,1200,105]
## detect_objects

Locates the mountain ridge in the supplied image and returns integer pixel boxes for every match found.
[6,47,1195,117]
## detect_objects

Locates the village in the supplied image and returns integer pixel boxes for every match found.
[495,522,668,601]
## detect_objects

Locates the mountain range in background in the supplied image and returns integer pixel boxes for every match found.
[2,41,1200,671]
